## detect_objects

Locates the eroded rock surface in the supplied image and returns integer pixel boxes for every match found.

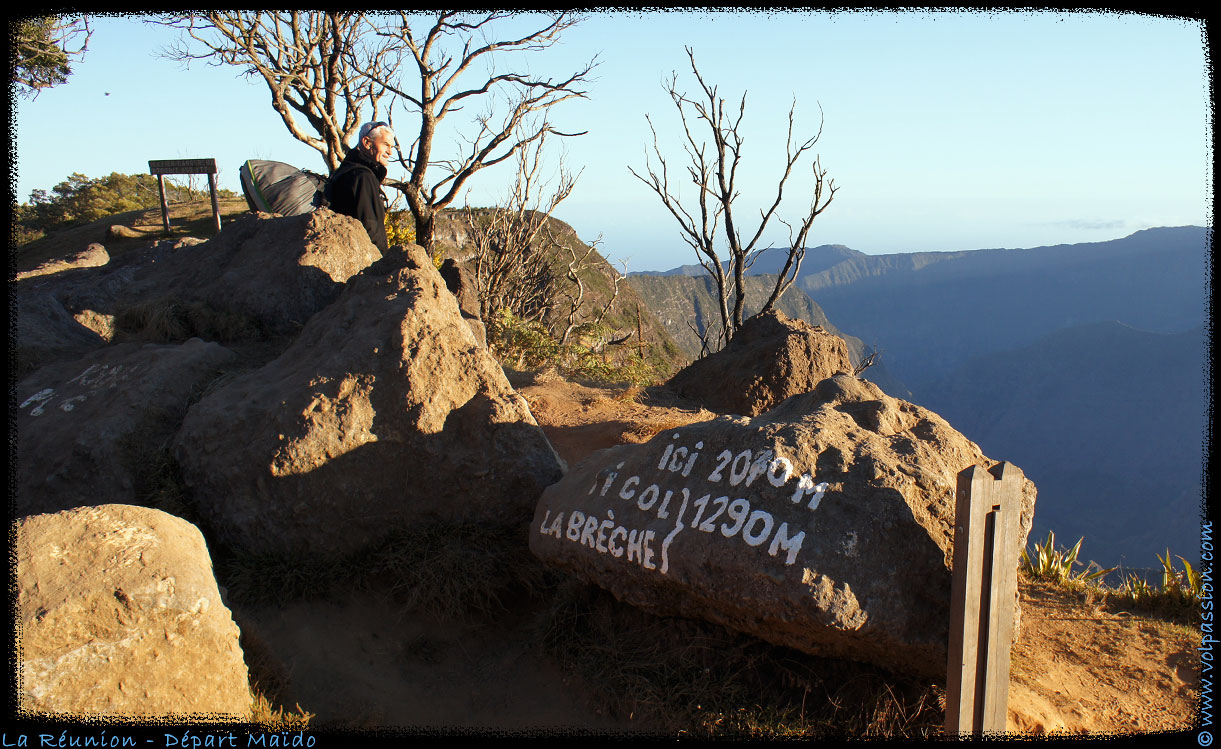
[175,243,564,557]
[15,505,251,719]
[530,374,1036,677]
[668,310,856,416]
[15,338,236,516]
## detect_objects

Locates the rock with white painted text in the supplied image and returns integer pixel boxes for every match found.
[530,373,1036,677]
[15,338,236,516]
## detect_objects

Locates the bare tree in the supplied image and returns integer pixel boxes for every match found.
[630,47,837,352]
[156,12,593,259]
[11,15,92,98]
[157,12,393,172]
[360,12,597,260]
[465,131,577,323]
[555,242,626,348]
[463,127,627,361]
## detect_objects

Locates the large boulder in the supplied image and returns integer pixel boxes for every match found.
[529,374,1036,677]
[173,243,565,558]
[15,505,252,719]
[15,338,237,517]
[115,209,382,339]
[15,212,382,356]
[668,310,856,416]
[439,257,487,347]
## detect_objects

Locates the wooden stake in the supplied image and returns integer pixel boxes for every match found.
[945,461,1022,736]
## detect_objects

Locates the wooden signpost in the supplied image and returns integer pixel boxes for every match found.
[148,158,222,234]
[945,461,1023,736]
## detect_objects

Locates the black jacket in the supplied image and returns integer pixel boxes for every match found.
[326,147,389,252]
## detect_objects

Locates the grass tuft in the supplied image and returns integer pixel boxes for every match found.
[364,521,549,621]
[251,690,314,730]
[113,296,268,344]
[1020,530,1115,588]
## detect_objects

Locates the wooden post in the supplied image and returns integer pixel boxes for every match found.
[148,158,221,235]
[156,174,171,233]
[208,173,222,233]
[945,461,1022,737]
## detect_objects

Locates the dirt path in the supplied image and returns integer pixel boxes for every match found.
[1008,580,1199,734]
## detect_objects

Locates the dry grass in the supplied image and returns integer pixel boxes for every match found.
[365,521,550,621]
[251,692,314,730]
[113,297,267,344]
[533,580,944,738]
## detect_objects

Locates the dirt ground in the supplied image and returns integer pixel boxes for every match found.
[231,374,1201,736]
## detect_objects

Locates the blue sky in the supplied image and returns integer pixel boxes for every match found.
[10,11,1210,272]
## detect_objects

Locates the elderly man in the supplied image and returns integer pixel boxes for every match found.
[326,121,394,252]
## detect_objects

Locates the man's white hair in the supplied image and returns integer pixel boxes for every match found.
[358,121,392,143]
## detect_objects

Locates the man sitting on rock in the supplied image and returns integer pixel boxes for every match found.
[326,121,394,253]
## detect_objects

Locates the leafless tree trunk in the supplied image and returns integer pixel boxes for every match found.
[463,130,625,354]
[157,12,393,172]
[629,46,838,352]
[359,12,597,261]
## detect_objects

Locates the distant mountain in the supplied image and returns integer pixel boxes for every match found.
[633,244,864,278]
[794,227,1209,391]
[644,227,1208,393]
[920,321,1207,568]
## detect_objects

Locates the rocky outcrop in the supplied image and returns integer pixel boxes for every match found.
[174,243,565,558]
[14,290,109,377]
[530,373,1036,677]
[15,212,382,359]
[668,310,855,416]
[116,209,382,338]
[15,338,237,516]
[15,505,252,719]
[15,242,110,281]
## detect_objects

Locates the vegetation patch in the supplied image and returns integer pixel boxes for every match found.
[1021,530,1202,625]
[489,309,668,386]
[113,297,269,344]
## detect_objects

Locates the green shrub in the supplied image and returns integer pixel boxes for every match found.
[1021,531,1202,624]
[384,209,417,248]
[1114,549,1202,622]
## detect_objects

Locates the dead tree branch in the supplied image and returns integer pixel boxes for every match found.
[630,46,838,350]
